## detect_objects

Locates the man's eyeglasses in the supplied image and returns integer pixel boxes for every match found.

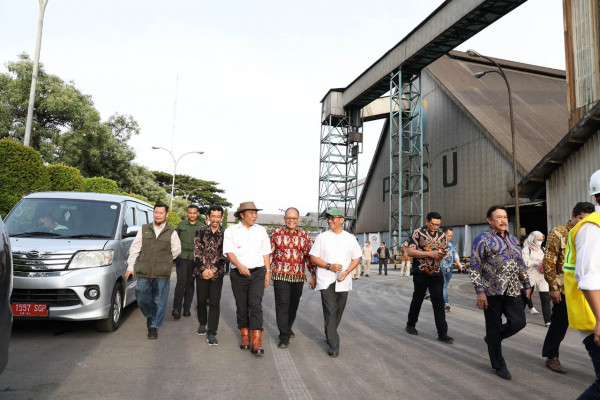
[284,217,299,221]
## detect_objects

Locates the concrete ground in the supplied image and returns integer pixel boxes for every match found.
[0,265,594,400]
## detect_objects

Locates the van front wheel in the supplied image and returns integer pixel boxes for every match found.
[96,282,123,332]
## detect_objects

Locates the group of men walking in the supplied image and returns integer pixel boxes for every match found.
[124,168,600,396]
[126,200,362,357]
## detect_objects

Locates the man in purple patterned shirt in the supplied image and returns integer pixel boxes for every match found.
[193,205,227,346]
[470,205,531,380]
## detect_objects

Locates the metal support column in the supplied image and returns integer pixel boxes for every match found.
[318,114,360,232]
[389,71,423,250]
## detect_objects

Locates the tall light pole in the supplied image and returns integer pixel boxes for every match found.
[24,0,49,147]
[151,146,203,209]
[467,49,520,238]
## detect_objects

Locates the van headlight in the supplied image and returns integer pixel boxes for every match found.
[69,250,114,269]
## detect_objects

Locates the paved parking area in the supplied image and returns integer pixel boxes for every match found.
[0,266,594,399]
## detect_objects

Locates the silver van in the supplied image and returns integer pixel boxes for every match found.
[4,192,153,331]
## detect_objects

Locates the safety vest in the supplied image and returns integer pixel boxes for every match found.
[564,212,600,330]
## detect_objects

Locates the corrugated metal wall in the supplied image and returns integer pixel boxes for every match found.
[355,71,518,234]
[546,129,600,228]
[563,0,600,128]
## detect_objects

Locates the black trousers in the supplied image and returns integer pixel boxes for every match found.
[379,258,388,275]
[196,275,224,335]
[484,294,527,370]
[273,280,304,343]
[320,282,348,348]
[230,267,265,330]
[173,258,195,312]
[542,293,569,359]
[407,274,447,335]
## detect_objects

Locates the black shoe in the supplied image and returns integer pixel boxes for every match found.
[495,367,511,380]
[183,310,191,317]
[328,346,339,357]
[197,325,207,335]
[172,310,180,320]
[147,317,151,331]
[290,330,295,339]
[405,325,418,335]
[148,327,158,339]
[438,334,454,344]
[360,271,364,276]
[385,273,388,275]
[278,341,289,349]
[365,274,369,277]
[207,334,219,346]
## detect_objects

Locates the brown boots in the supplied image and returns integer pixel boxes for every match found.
[250,330,264,355]
[239,328,250,350]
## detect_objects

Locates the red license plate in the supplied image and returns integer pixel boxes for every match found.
[11,303,48,317]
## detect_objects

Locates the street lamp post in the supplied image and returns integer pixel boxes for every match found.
[151,146,203,209]
[467,49,521,238]
[24,0,49,147]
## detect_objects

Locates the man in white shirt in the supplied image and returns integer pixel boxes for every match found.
[309,208,361,357]
[126,203,181,339]
[224,201,271,356]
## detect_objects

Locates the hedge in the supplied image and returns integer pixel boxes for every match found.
[0,139,50,217]
[84,177,119,194]
[46,164,84,192]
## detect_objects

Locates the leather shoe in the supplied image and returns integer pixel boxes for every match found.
[328,346,339,357]
[172,310,180,320]
[546,357,567,374]
[148,327,158,340]
[183,310,191,317]
[278,341,289,349]
[437,334,454,344]
[405,325,418,335]
[495,367,511,380]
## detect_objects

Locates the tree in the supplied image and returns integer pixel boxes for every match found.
[122,165,168,204]
[0,53,99,162]
[152,171,231,214]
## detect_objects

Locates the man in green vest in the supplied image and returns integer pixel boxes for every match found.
[172,205,200,319]
[564,169,600,399]
[126,203,181,339]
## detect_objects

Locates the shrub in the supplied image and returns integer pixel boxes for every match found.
[46,164,84,192]
[84,177,119,194]
[0,139,50,217]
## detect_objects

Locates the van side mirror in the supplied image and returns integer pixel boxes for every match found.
[123,226,140,238]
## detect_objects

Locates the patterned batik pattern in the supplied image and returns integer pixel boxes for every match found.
[193,225,226,280]
[543,220,573,293]
[469,228,531,296]
[409,226,447,275]
[270,227,313,282]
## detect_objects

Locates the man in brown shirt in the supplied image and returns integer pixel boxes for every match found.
[542,201,595,373]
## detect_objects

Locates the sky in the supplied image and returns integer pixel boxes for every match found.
[0,0,566,215]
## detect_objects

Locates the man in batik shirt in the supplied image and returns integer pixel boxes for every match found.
[405,211,453,344]
[270,207,315,349]
[542,201,595,373]
[470,205,531,380]
[193,205,227,346]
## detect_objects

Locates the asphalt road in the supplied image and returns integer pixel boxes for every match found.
[0,266,594,400]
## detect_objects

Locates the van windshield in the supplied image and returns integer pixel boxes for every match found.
[5,198,120,239]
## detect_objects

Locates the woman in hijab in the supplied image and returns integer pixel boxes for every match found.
[522,231,551,326]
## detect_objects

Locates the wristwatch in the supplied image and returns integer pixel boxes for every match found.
[326,263,331,270]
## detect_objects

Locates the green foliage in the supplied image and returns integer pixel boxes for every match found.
[84,177,119,194]
[153,171,231,214]
[118,191,148,202]
[166,211,181,228]
[172,197,192,221]
[0,139,50,217]
[46,164,84,192]
[222,209,228,229]
[121,166,168,204]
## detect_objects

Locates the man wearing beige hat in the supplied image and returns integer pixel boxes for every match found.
[224,201,272,356]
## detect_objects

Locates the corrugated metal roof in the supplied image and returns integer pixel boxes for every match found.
[427,51,568,178]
